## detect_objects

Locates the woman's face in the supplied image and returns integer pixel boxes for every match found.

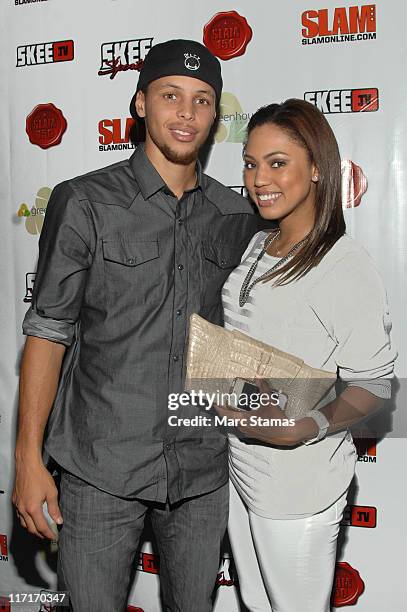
[243,123,317,223]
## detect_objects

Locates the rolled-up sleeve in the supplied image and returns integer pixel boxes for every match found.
[331,253,397,399]
[23,182,94,346]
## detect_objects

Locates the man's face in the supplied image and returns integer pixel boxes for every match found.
[135,75,216,165]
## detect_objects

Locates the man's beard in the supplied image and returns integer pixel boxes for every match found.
[148,128,200,165]
[160,142,199,166]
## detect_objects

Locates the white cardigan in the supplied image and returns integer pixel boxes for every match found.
[222,232,396,518]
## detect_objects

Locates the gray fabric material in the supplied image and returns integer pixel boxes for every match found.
[23,144,257,502]
[57,471,229,612]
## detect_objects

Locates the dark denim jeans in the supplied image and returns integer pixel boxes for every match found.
[57,471,228,611]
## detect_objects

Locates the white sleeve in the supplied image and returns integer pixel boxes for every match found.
[331,253,397,398]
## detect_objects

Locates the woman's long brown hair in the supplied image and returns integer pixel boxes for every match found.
[245,99,346,285]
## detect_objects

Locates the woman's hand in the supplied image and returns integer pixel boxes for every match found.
[215,378,313,446]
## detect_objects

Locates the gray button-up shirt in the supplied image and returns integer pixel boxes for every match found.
[23,145,257,502]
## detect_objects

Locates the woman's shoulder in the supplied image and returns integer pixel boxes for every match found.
[317,234,380,276]
[311,234,386,296]
[325,234,372,260]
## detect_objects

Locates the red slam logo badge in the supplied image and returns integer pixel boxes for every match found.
[341,160,368,208]
[26,103,67,149]
[203,11,252,60]
[332,562,365,607]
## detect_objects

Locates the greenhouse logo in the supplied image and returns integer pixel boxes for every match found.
[215,93,252,144]
[16,187,52,235]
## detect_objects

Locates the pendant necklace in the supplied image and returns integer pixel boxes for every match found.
[239,231,309,307]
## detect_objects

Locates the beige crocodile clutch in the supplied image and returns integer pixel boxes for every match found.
[185,314,337,419]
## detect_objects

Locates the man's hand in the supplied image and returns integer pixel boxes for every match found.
[13,458,63,540]
[13,335,66,539]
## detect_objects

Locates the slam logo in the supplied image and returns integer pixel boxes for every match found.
[17,40,74,67]
[354,433,377,463]
[0,534,8,562]
[342,505,377,528]
[302,4,376,45]
[99,118,135,152]
[305,88,378,114]
[98,37,153,79]
[15,0,49,5]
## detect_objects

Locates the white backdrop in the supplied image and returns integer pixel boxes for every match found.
[0,1,406,610]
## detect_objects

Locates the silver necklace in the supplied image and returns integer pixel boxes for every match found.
[239,231,308,307]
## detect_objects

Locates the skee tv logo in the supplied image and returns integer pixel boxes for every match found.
[342,505,377,528]
[304,88,378,113]
[17,40,74,67]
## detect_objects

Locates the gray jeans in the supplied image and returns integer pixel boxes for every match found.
[57,471,228,612]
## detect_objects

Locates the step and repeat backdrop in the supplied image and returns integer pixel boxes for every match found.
[0,0,406,610]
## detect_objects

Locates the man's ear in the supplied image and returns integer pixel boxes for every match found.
[135,90,146,118]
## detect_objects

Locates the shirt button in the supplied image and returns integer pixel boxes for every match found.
[220,259,227,266]
[177,264,184,271]
[172,355,179,362]
[127,258,135,264]
[165,443,173,450]
[176,309,182,316]
[178,218,184,225]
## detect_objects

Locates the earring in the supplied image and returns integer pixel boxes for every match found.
[312,175,319,182]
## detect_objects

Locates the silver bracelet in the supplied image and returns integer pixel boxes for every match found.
[302,410,330,445]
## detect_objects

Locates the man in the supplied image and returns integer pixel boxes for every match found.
[13,39,256,611]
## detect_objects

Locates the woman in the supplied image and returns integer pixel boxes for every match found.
[216,99,396,611]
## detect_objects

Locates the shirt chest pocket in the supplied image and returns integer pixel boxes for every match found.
[202,241,242,305]
[102,238,161,304]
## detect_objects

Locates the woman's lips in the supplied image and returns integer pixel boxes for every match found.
[256,192,282,206]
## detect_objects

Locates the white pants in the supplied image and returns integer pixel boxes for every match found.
[228,480,348,612]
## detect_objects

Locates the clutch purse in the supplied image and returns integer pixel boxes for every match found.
[185,314,337,419]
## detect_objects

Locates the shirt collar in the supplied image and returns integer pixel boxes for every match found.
[129,144,166,200]
[129,143,204,200]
